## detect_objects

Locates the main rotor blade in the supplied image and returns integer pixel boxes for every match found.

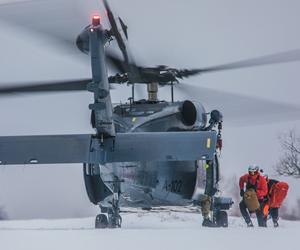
[118,17,128,40]
[106,52,127,74]
[0,79,92,94]
[176,83,300,126]
[106,52,142,74]
[103,0,128,63]
[183,49,300,76]
[102,1,144,82]
[0,0,93,55]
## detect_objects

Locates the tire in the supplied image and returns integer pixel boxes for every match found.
[216,210,228,228]
[108,214,122,228]
[116,215,122,228]
[95,214,108,229]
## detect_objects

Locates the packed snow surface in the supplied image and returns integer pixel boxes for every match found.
[0,209,298,250]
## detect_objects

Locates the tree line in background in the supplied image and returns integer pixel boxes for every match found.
[275,129,300,178]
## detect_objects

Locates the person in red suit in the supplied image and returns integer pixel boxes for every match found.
[239,165,268,227]
[260,170,289,228]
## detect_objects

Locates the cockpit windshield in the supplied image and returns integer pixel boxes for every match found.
[113,103,167,117]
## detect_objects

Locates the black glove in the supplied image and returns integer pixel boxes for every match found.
[240,189,244,197]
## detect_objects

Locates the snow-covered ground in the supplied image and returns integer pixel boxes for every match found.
[0,210,298,250]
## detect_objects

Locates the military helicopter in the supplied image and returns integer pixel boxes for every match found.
[0,0,300,228]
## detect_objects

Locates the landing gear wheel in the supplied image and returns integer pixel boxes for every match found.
[108,212,122,228]
[95,214,108,229]
[97,176,123,228]
[216,210,228,227]
[116,214,122,228]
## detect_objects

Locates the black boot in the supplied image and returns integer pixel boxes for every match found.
[202,218,218,227]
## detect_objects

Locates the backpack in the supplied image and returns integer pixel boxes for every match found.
[244,188,260,212]
[269,182,289,208]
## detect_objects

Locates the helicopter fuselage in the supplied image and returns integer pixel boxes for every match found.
[85,100,219,207]
[74,15,219,217]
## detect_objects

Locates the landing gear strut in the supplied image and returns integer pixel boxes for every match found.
[95,176,123,229]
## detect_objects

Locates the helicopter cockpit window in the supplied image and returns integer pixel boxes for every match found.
[125,108,156,116]
[114,105,163,117]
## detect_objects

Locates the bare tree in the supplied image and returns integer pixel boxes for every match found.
[275,130,300,177]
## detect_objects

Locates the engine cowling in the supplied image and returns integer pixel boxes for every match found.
[181,100,207,128]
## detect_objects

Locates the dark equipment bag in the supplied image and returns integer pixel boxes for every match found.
[243,188,260,212]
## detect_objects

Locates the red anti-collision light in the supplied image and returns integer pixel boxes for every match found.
[92,15,101,26]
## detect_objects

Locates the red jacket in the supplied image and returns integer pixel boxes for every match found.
[239,173,268,200]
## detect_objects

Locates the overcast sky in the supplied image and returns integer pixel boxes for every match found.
[0,0,299,219]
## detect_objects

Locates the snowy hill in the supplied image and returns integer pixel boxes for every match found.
[0,210,298,250]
